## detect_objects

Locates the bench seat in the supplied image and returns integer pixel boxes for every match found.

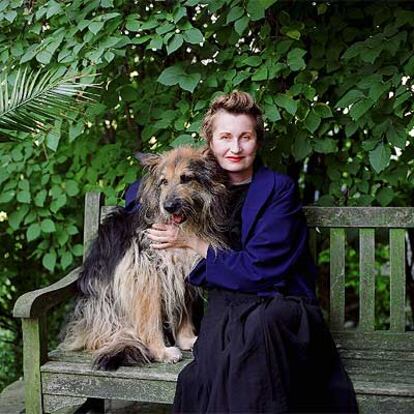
[40,346,414,413]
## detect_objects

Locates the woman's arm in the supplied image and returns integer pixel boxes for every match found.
[190,179,308,292]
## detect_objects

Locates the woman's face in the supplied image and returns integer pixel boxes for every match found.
[209,111,259,184]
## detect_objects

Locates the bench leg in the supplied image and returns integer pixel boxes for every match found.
[22,315,47,414]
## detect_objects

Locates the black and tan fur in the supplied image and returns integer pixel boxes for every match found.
[60,147,229,370]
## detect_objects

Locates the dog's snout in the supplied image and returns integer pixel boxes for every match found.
[164,199,181,213]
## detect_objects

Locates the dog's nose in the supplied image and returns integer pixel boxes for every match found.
[164,200,181,213]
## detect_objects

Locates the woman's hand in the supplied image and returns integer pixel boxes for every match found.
[147,223,209,258]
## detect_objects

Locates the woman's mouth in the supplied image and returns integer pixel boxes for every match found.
[226,156,243,162]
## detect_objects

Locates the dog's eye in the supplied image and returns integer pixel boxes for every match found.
[160,178,168,186]
[180,175,194,184]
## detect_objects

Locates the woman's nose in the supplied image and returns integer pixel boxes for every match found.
[230,140,241,153]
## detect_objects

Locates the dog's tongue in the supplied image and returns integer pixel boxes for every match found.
[172,214,184,224]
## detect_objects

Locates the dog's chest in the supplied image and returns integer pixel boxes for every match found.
[156,248,201,276]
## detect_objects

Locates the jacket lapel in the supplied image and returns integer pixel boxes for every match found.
[241,165,275,245]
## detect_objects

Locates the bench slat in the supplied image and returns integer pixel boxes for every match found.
[83,192,104,260]
[304,207,414,228]
[330,228,346,330]
[389,229,406,332]
[359,229,376,331]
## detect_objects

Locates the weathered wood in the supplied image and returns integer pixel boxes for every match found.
[332,331,414,351]
[43,394,86,414]
[22,316,47,414]
[83,192,103,261]
[356,394,414,414]
[308,228,318,264]
[359,229,376,331]
[330,228,346,330]
[13,267,81,319]
[389,229,406,332]
[303,207,414,228]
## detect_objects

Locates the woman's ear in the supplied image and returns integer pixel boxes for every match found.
[134,152,161,168]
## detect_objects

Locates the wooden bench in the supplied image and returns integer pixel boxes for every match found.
[13,193,414,413]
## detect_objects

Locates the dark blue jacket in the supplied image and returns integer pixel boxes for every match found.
[124,166,318,300]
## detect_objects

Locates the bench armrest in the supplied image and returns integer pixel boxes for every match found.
[13,267,81,319]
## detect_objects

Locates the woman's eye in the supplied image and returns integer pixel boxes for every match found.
[242,135,251,141]
[180,175,193,184]
[160,178,168,186]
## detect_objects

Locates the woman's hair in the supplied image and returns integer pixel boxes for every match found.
[200,90,265,145]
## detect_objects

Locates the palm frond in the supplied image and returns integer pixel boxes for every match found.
[0,68,100,137]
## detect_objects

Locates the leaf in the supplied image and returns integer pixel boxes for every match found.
[313,103,333,118]
[286,30,301,40]
[178,72,201,92]
[42,251,57,272]
[65,180,79,196]
[27,223,41,242]
[386,123,407,149]
[304,110,321,133]
[335,89,365,108]
[34,190,47,207]
[242,56,262,67]
[251,66,268,81]
[72,244,84,257]
[274,94,297,115]
[376,187,394,207]
[61,251,73,270]
[41,219,56,233]
[247,0,277,21]
[170,134,195,147]
[0,191,14,203]
[226,6,244,24]
[157,65,185,86]
[235,16,249,36]
[69,122,84,142]
[0,68,98,135]
[313,138,337,153]
[292,133,312,161]
[167,34,184,55]
[349,98,375,121]
[17,190,31,203]
[8,206,29,230]
[36,51,53,64]
[183,28,204,44]
[264,104,281,122]
[287,48,306,71]
[369,142,391,173]
[88,21,105,35]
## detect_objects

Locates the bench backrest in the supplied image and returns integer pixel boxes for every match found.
[83,193,414,352]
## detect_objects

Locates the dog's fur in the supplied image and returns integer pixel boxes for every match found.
[60,147,229,370]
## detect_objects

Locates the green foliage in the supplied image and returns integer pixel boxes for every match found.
[0,68,98,140]
[1,0,414,390]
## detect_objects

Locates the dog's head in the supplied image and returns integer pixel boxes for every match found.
[136,147,229,236]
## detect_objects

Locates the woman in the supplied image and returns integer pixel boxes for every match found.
[146,91,358,413]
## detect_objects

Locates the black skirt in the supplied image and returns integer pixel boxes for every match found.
[172,288,358,414]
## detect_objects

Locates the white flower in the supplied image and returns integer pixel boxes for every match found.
[0,211,8,222]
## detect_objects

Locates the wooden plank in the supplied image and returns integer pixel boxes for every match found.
[83,192,103,261]
[390,229,406,332]
[356,393,414,414]
[330,228,346,330]
[332,331,414,351]
[359,229,376,331]
[22,316,47,414]
[41,359,190,382]
[303,207,414,228]
[42,371,185,404]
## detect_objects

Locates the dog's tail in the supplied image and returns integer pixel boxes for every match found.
[93,332,153,371]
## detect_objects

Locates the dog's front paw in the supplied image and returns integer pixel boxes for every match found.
[163,346,183,363]
[176,335,197,351]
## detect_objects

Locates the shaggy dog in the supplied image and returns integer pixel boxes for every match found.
[60,147,229,370]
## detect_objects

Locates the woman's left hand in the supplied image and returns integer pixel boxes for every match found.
[147,223,209,258]
[147,223,191,249]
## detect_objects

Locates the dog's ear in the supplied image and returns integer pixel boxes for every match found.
[134,152,161,168]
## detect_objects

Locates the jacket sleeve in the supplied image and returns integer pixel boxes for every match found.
[124,179,141,212]
[188,178,308,293]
